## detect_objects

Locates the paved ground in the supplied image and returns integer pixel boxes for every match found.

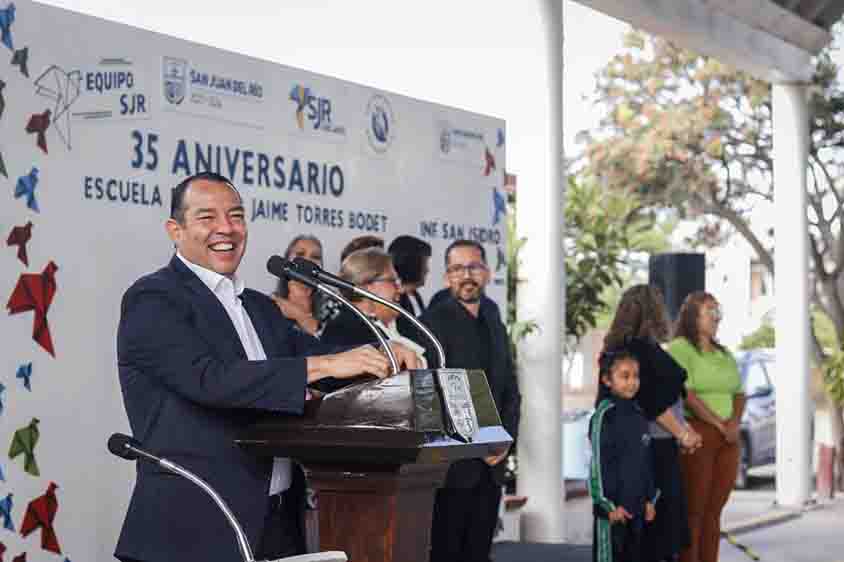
[493,466,844,562]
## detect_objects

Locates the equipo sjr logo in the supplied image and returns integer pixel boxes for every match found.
[289,84,345,136]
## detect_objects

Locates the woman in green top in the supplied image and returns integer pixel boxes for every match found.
[668,291,745,562]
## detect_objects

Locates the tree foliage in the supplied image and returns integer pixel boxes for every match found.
[580,27,844,388]
[505,176,670,354]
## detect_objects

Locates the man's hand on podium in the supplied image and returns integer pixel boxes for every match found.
[306,345,391,382]
[386,342,421,371]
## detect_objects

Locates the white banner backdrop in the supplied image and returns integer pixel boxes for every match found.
[0,1,507,560]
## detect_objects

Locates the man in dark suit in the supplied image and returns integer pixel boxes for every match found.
[422,239,521,562]
[115,172,417,562]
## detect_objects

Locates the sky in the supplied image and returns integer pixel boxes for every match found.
[36,0,630,164]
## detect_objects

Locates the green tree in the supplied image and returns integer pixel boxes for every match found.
[506,176,673,357]
[581,26,844,483]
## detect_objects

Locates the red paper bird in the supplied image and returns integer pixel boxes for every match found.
[483,147,496,176]
[25,110,51,154]
[6,261,58,357]
[0,541,6,561]
[6,222,33,266]
[19,482,60,554]
[11,553,24,562]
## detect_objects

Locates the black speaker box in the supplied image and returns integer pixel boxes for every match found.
[648,253,705,320]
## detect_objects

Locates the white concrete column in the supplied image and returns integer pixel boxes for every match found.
[772,83,811,507]
[515,0,565,542]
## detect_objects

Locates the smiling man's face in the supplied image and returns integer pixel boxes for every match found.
[166,178,247,277]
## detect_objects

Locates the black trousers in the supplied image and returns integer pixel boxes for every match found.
[256,490,305,560]
[429,475,502,562]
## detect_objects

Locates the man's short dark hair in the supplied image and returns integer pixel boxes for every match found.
[170,172,240,224]
[444,239,486,267]
[388,235,432,285]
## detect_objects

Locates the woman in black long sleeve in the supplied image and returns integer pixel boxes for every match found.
[597,284,702,562]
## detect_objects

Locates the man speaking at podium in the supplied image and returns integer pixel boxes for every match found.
[422,240,522,562]
[114,172,418,562]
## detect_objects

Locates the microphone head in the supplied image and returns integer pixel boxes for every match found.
[108,433,142,461]
[266,255,290,279]
[290,256,319,276]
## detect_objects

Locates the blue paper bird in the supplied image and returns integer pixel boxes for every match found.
[17,362,32,391]
[14,167,40,212]
[497,128,505,147]
[0,461,4,481]
[0,492,13,532]
[0,3,15,51]
[492,187,507,226]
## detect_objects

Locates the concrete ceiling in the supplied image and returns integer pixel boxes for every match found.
[575,0,843,82]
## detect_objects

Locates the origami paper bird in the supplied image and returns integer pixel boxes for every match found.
[7,222,33,266]
[16,363,32,391]
[0,460,4,481]
[0,79,6,119]
[9,418,39,477]
[20,482,61,554]
[7,261,57,356]
[0,541,5,561]
[11,47,27,78]
[0,382,5,417]
[0,150,6,177]
[0,493,13,532]
[14,168,40,213]
[25,110,50,154]
[492,187,506,226]
[11,552,23,562]
[483,147,496,176]
[0,3,15,50]
[497,128,505,147]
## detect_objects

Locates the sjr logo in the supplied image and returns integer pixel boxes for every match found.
[289,84,334,131]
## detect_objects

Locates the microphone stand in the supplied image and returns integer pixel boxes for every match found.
[342,284,446,369]
[121,442,256,562]
[289,256,446,368]
[313,283,401,375]
[273,263,400,374]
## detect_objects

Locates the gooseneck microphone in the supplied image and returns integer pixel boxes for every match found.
[108,433,255,562]
[270,256,447,369]
[108,434,348,562]
[267,256,400,374]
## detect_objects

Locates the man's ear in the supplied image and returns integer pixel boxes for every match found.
[165,218,182,245]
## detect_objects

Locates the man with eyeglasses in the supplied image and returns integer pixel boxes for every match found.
[422,239,522,562]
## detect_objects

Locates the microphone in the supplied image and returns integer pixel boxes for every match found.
[267,255,400,374]
[282,257,447,368]
[107,432,143,461]
[289,257,358,293]
[107,433,256,561]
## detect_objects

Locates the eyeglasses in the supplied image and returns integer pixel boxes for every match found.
[446,262,488,276]
[368,275,401,287]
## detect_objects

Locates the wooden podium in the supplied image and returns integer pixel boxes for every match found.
[238,369,512,562]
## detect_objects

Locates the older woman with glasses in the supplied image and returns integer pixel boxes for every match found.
[668,291,745,562]
[320,247,427,368]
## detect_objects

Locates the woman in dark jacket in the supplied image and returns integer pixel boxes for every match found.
[597,284,702,562]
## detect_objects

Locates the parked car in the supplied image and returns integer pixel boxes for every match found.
[734,349,776,489]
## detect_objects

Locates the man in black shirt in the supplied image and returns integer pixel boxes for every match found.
[422,239,522,562]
